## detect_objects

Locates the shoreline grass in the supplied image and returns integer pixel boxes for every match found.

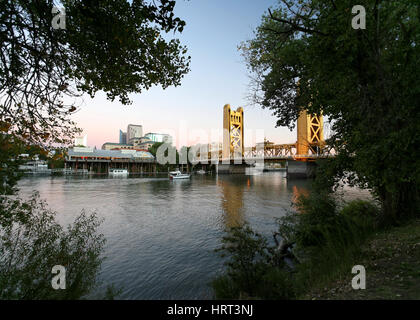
[213,194,420,300]
[302,218,420,300]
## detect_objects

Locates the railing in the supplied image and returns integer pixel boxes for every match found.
[192,143,335,163]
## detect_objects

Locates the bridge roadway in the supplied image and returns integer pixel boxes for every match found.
[193,142,335,164]
[192,154,333,164]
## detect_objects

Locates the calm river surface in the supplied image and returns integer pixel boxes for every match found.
[17,171,370,299]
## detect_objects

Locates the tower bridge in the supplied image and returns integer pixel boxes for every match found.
[196,104,335,178]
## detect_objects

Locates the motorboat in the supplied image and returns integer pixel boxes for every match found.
[196,169,206,175]
[169,170,190,180]
[109,169,129,175]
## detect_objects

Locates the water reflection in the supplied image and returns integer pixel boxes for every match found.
[218,176,245,228]
[290,185,310,210]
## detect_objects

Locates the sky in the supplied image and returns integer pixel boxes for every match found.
[71,0,298,149]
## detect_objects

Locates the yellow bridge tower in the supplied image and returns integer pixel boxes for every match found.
[296,110,324,160]
[223,104,244,159]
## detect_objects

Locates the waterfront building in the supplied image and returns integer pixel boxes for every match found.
[102,142,134,150]
[137,141,154,150]
[128,137,140,145]
[102,139,155,151]
[128,137,146,145]
[66,147,155,173]
[139,136,152,144]
[103,127,168,152]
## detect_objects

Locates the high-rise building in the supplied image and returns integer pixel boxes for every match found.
[127,124,143,144]
[119,130,127,144]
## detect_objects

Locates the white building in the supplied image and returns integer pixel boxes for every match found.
[74,135,88,147]
[144,132,172,144]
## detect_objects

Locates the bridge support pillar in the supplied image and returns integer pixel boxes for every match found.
[216,163,247,174]
[286,160,316,179]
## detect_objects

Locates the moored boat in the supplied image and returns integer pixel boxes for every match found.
[109,169,129,175]
[169,170,190,179]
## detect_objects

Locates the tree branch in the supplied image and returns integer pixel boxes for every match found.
[268,8,327,36]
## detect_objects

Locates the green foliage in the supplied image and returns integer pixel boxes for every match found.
[278,193,380,292]
[0,135,25,195]
[292,192,341,248]
[0,136,109,299]
[1,0,190,145]
[216,225,271,291]
[62,0,190,103]
[214,191,381,299]
[0,192,106,299]
[340,199,380,231]
[213,224,296,299]
[0,1,167,299]
[283,192,379,251]
[148,142,165,158]
[47,158,65,169]
[242,0,420,223]
[47,149,66,169]
[213,266,296,300]
[103,284,123,300]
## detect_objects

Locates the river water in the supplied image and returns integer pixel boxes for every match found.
[17,171,370,299]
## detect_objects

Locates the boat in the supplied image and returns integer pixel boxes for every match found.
[109,169,129,175]
[196,169,206,175]
[19,160,51,175]
[169,170,191,180]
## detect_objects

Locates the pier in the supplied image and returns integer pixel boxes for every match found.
[65,147,157,174]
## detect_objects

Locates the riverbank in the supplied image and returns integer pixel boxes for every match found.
[303,218,420,300]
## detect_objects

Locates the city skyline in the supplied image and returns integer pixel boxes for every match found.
[70,0,298,149]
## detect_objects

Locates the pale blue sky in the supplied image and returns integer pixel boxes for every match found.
[72,0,297,149]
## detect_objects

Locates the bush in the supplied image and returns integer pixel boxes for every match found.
[340,199,379,231]
[212,224,296,299]
[257,267,296,299]
[213,192,381,299]
[214,225,270,297]
[285,193,379,250]
[278,194,380,292]
[0,192,106,299]
[292,192,340,248]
